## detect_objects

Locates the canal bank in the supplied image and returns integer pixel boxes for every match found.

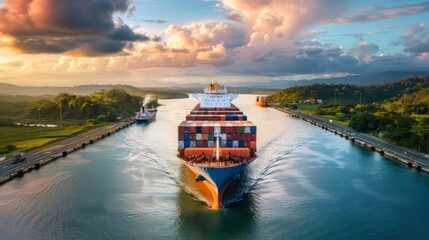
[0,118,136,185]
[271,106,429,174]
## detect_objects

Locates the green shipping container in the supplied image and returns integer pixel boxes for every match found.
[239,127,245,134]
[208,133,214,140]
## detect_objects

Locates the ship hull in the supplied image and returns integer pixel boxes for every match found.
[178,157,255,208]
[136,112,157,123]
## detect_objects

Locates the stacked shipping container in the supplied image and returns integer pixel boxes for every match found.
[178,103,257,157]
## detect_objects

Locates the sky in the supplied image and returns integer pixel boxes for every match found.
[0,0,428,86]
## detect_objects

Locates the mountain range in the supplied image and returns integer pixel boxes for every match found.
[1,71,428,96]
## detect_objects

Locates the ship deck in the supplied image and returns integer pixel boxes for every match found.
[180,154,255,167]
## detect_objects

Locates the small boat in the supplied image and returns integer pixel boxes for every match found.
[135,104,157,123]
[256,96,268,107]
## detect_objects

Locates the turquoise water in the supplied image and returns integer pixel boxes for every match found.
[1,95,429,240]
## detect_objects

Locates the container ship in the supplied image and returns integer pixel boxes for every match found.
[135,103,157,123]
[177,82,257,208]
[256,96,268,107]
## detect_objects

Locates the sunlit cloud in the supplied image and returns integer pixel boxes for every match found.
[0,0,150,56]
[0,0,428,86]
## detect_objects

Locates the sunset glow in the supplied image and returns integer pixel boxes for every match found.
[0,0,428,86]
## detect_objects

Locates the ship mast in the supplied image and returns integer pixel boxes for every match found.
[214,130,221,161]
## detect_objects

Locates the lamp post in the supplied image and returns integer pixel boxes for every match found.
[334,92,337,108]
[59,102,63,127]
[397,94,401,115]
[359,92,362,105]
[38,108,41,135]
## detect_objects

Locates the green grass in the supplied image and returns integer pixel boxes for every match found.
[0,123,106,157]
[317,115,350,127]
[411,114,429,119]
[296,104,319,112]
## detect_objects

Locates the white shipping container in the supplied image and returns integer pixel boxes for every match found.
[245,127,251,133]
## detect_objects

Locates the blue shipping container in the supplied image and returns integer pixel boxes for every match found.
[184,134,190,141]
[251,126,257,134]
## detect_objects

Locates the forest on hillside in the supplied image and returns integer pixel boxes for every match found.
[268,76,429,153]
[0,88,154,124]
[267,76,429,105]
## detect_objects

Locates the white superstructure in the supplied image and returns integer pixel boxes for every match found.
[192,82,238,108]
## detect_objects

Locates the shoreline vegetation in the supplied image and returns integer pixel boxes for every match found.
[0,87,186,157]
[268,76,429,154]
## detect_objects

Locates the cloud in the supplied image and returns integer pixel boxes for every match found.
[346,41,380,62]
[221,0,347,44]
[142,19,168,24]
[2,0,429,83]
[225,11,243,22]
[0,0,149,56]
[402,23,429,59]
[0,58,24,67]
[334,2,429,24]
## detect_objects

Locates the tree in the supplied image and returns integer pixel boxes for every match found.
[6,145,16,151]
[384,116,416,144]
[349,112,378,132]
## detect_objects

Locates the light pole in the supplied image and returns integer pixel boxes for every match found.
[38,108,41,135]
[397,94,401,115]
[359,92,362,105]
[59,102,63,127]
[334,92,337,108]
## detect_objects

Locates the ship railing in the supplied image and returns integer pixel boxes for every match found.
[184,152,251,166]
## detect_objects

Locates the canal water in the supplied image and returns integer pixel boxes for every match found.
[1,95,429,239]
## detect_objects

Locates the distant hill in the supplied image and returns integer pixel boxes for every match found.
[0,83,188,99]
[238,71,429,89]
[267,76,429,105]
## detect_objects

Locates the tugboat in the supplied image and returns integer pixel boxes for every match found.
[177,82,257,208]
[256,96,268,107]
[135,103,157,123]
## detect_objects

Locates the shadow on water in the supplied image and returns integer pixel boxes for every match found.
[175,166,259,240]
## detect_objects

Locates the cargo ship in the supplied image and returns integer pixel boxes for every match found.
[135,103,157,123]
[177,82,257,208]
[256,96,268,107]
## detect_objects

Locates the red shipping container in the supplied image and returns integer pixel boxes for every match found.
[202,134,208,140]
[202,127,209,134]
[250,134,256,141]
[238,134,244,141]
